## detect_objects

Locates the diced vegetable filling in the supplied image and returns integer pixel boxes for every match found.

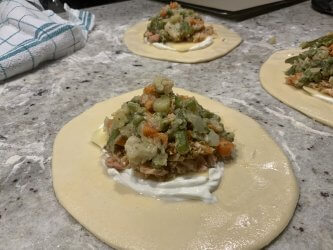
[144,2,214,43]
[285,33,333,97]
[103,76,235,180]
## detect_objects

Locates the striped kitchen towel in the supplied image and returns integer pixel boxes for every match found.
[0,0,95,81]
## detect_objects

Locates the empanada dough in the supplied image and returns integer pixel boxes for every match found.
[124,21,242,63]
[260,50,333,128]
[53,88,299,250]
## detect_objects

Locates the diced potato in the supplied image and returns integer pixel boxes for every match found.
[153,76,174,94]
[164,22,181,41]
[170,14,182,24]
[206,130,219,147]
[153,95,170,113]
[125,136,158,165]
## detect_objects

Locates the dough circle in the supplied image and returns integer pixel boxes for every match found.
[53,88,299,250]
[260,49,333,127]
[124,21,242,63]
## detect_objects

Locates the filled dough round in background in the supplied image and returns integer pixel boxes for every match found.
[124,21,242,63]
[53,88,299,250]
[260,50,333,128]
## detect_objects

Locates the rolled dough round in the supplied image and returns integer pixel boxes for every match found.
[124,21,242,63]
[260,49,333,128]
[52,88,299,250]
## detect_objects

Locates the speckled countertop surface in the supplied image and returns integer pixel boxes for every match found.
[0,0,332,249]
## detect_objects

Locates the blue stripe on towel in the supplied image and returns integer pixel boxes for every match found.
[0,24,74,61]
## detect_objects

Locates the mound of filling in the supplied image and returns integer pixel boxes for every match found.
[103,76,235,180]
[144,2,214,43]
[285,33,333,97]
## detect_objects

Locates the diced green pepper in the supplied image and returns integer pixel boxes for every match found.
[160,117,171,132]
[132,114,144,126]
[285,56,299,64]
[174,96,184,108]
[148,17,166,33]
[200,109,214,119]
[185,111,207,133]
[301,33,333,49]
[167,116,187,136]
[184,97,198,112]
[175,130,190,154]
[127,101,142,113]
[152,151,168,166]
[130,96,141,103]
[106,128,120,152]
[222,132,235,142]
[180,21,194,39]
[285,65,296,76]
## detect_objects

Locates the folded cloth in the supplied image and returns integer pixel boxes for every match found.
[0,0,95,81]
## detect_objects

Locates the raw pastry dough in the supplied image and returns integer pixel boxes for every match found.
[124,21,242,63]
[53,88,299,250]
[260,49,333,127]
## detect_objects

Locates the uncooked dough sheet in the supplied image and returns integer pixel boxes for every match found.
[124,21,242,63]
[260,49,333,128]
[53,88,299,250]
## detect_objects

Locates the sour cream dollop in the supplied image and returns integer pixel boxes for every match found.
[146,36,213,52]
[106,162,223,203]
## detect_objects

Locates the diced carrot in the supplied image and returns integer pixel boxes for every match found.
[143,124,158,137]
[142,124,168,144]
[144,84,156,95]
[217,139,234,158]
[115,136,127,146]
[202,145,214,155]
[144,99,154,112]
[170,2,179,9]
[189,18,203,26]
[286,76,294,85]
[286,73,302,86]
[160,9,167,17]
[157,133,168,145]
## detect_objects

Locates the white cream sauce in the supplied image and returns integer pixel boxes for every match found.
[302,86,333,104]
[92,125,223,203]
[107,163,223,203]
[187,36,213,51]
